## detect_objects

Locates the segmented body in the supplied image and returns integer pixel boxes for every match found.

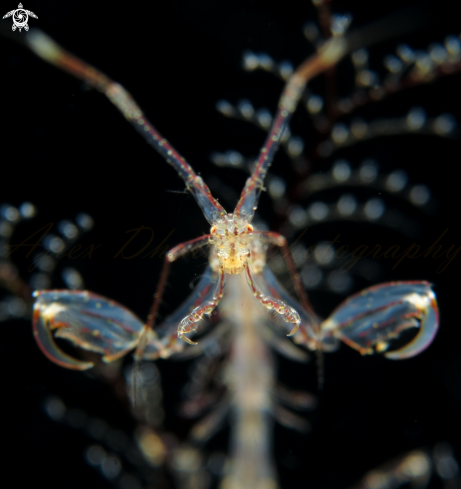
[221,273,277,488]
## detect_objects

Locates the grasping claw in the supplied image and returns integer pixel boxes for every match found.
[32,290,147,370]
[177,269,226,346]
[262,298,301,337]
[320,281,439,358]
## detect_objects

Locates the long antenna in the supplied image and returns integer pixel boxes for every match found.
[24,29,226,225]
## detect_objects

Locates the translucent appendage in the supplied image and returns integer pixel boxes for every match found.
[177,269,225,345]
[257,266,322,349]
[321,281,439,358]
[33,290,147,369]
[141,266,223,358]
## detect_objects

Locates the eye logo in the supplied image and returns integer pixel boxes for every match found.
[2,3,38,32]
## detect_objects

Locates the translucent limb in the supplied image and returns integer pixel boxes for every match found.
[189,396,231,443]
[245,263,301,337]
[170,320,232,360]
[32,290,148,370]
[259,322,310,363]
[274,384,317,410]
[254,231,317,316]
[25,30,226,225]
[142,266,223,359]
[255,265,322,348]
[177,267,225,345]
[252,231,320,340]
[134,249,216,405]
[180,356,224,418]
[321,281,439,358]
[234,37,349,222]
[134,234,212,360]
[32,236,213,369]
[272,404,311,432]
[234,10,425,222]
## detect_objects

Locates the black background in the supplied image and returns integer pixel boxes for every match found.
[1,1,461,488]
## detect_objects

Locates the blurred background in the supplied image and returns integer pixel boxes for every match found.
[1,1,460,488]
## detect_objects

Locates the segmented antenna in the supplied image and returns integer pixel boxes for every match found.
[25,30,226,225]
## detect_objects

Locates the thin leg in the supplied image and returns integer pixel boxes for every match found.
[245,265,300,336]
[253,231,325,387]
[134,234,211,361]
[252,231,316,318]
[132,234,211,405]
[177,267,225,345]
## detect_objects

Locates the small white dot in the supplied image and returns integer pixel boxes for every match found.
[332,124,349,144]
[242,51,258,70]
[433,114,456,135]
[337,195,357,216]
[406,107,426,131]
[364,198,385,220]
[308,202,329,221]
[307,95,323,114]
[386,170,408,192]
[409,185,430,205]
[332,160,351,181]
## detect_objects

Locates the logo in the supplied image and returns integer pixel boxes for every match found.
[2,3,38,32]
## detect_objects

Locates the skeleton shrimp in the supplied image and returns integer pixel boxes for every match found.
[13,21,440,488]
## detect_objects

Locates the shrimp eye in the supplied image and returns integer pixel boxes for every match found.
[247,224,254,232]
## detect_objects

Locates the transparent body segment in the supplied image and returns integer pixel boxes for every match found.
[221,273,277,488]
